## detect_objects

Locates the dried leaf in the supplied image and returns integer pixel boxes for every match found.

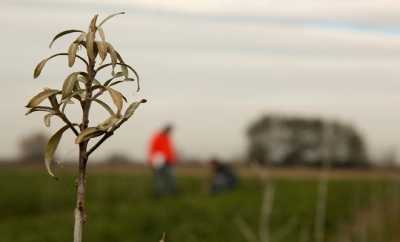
[106,87,124,115]
[121,63,139,84]
[98,62,140,91]
[44,113,53,127]
[45,125,70,178]
[34,53,88,78]
[98,27,106,42]
[121,65,129,78]
[89,14,99,32]
[49,29,84,48]
[92,98,115,116]
[115,51,125,63]
[159,233,166,242]
[26,89,59,108]
[75,127,105,144]
[98,12,125,27]
[86,31,96,60]
[123,99,146,119]
[109,78,135,88]
[62,73,79,99]
[25,106,54,115]
[33,58,48,78]
[74,32,86,44]
[97,116,120,131]
[106,43,118,69]
[68,43,79,67]
[96,41,107,63]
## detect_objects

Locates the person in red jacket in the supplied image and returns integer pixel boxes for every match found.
[148,124,177,196]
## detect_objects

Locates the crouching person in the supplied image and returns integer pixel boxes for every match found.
[209,158,238,195]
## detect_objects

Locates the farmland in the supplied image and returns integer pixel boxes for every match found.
[0,165,399,242]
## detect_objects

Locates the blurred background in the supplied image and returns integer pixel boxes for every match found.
[1,1,400,242]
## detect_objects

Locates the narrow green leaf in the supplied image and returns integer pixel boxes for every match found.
[124,99,146,119]
[49,29,84,48]
[92,99,115,116]
[98,12,125,27]
[45,125,70,178]
[75,127,105,144]
[62,73,79,99]
[26,89,60,108]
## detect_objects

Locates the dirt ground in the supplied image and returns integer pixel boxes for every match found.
[2,160,399,180]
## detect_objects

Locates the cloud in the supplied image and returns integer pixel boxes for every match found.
[0,0,399,161]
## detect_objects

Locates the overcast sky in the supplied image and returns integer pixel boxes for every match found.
[1,0,399,162]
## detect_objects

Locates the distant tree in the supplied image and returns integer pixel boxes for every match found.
[25,13,146,242]
[247,115,368,166]
[104,152,133,164]
[19,132,47,162]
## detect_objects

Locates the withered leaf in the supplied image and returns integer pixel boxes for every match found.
[45,125,70,178]
[106,87,124,115]
[68,43,79,67]
[75,127,105,144]
[49,29,84,48]
[97,116,120,131]
[123,100,146,119]
[43,113,53,127]
[96,41,107,63]
[26,89,60,108]
[33,58,48,78]
[86,31,96,60]
[62,73,79,99]
[98,12,125,27]
[92,98,115,116]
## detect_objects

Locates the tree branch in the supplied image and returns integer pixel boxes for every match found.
[86,125,119,156]
[57,112,79,136]
[87,118,126,156]
[87,132,112,157]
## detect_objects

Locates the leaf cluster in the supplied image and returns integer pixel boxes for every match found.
[26,13,146,178]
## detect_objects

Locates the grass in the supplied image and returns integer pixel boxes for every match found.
[0,167,397,242]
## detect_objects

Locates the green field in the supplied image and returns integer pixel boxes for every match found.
[0,167,398,242]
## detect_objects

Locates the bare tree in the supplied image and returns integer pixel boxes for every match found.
[25,12,146,242]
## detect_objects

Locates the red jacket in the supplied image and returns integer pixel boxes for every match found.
[148,132,176,166]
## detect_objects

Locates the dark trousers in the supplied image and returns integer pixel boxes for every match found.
[153,165,177,196]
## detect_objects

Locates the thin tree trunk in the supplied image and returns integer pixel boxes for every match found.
[73,53,94,242]
[74,143,88,242]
